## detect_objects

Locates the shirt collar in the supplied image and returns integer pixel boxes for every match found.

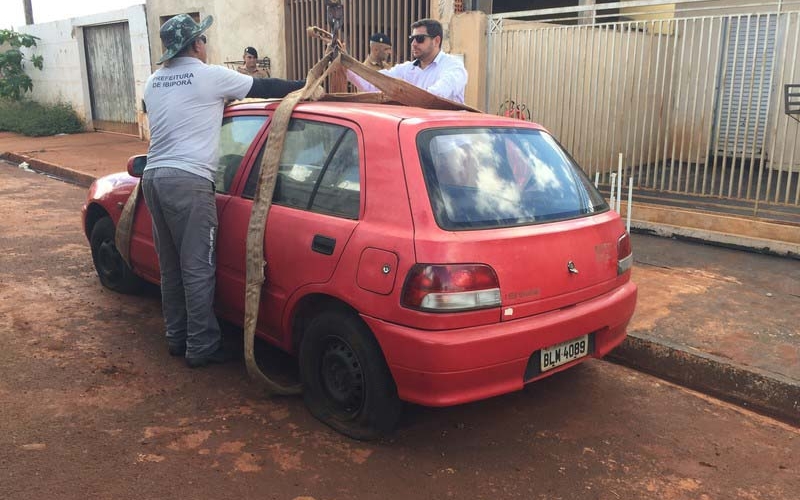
[413,49,445,68]
[166,57,202,67]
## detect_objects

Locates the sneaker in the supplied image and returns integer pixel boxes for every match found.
[168,342,186,357]
[185,346,233,369]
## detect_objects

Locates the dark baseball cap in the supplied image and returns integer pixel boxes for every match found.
[244,46,258,58]
[369,32,391,45]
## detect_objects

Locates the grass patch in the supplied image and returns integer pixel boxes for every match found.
[0,99,84,136]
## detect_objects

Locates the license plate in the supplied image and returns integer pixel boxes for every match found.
[540,335,589,372]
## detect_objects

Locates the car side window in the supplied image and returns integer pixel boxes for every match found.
[243,119,361,219]
[215,116,267,194]
[311,129,360,218]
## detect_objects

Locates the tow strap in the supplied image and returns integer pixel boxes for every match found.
[115,180,139,266]
[243,54,338,395]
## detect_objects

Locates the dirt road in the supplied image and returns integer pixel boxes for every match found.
[1,163,798,500]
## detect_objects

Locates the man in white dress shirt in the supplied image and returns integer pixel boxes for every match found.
[347,18,467,104]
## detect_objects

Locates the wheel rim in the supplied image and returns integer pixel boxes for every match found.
[319,336,365,418]
[97,238,124,283]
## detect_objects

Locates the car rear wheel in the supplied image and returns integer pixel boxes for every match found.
[299,309,402,440]
[90,216,145,294]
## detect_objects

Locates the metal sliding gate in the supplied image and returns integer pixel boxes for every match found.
[487,0,800,214]
[286,0,429,81]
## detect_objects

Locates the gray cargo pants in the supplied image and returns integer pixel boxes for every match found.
[141,167,221,359]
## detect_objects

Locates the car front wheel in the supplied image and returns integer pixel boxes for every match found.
[90,216,145,294]
[299,309,402,440]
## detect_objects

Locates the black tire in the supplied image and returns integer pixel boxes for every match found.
[299,309,402,440]
[89,216,145,294]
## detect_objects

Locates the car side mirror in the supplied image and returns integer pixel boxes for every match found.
[127,155,147,178]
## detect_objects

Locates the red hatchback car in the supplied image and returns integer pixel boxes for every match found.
[82,100,637,439]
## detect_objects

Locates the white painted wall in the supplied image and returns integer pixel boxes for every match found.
[146,0,287,77]
[16,5,151,134]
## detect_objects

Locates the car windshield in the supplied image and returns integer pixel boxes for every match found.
[417,127,608,230]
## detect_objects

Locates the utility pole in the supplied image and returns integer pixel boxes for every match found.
[23,0,34,25]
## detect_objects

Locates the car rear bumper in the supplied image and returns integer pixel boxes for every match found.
[363,281,637,407]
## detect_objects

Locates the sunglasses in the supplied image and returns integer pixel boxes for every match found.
[408,34,434,44]
[197,34,207,44]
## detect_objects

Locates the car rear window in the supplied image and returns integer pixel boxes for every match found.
[417,127,608,230]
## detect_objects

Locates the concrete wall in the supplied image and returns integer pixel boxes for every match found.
[450,12,488,110]
[16,5,151,134]
[145,0,288,77]
[426,3,487,110]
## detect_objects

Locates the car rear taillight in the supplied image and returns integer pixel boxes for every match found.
[401,264,501,312]
[617,232,633,275]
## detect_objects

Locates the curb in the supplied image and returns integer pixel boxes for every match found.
[1,152,96,188]
[631,221,800,261]
[608,332,800,426]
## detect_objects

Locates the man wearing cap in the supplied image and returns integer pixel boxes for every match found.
[142,14,309,368]
[237,46,270,78]
[363,33,392,71]
[347,18,467,104]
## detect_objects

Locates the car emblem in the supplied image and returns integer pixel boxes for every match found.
[567,261,579,274]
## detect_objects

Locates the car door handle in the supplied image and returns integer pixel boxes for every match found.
[311,235,336,255]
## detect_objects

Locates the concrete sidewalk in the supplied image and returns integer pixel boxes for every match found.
[2,130,798,425]
[0,131,147,186]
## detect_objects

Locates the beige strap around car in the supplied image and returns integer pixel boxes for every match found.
[115,180,139,266]
[243,54,337,395]
[115,28,479,396]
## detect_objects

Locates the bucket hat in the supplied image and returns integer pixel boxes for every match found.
[157,14,214,64]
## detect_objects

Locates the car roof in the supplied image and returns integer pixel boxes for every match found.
[226,98,547,131]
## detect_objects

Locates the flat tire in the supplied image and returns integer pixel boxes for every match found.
[300,309,402,440]
[90,216,145,294]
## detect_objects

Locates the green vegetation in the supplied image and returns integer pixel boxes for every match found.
[0,29,44,100]
[0,29,83,136]
[0,99,84,136]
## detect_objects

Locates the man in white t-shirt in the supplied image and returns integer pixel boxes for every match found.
[347,18,467,104]
[141,13,305,368]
